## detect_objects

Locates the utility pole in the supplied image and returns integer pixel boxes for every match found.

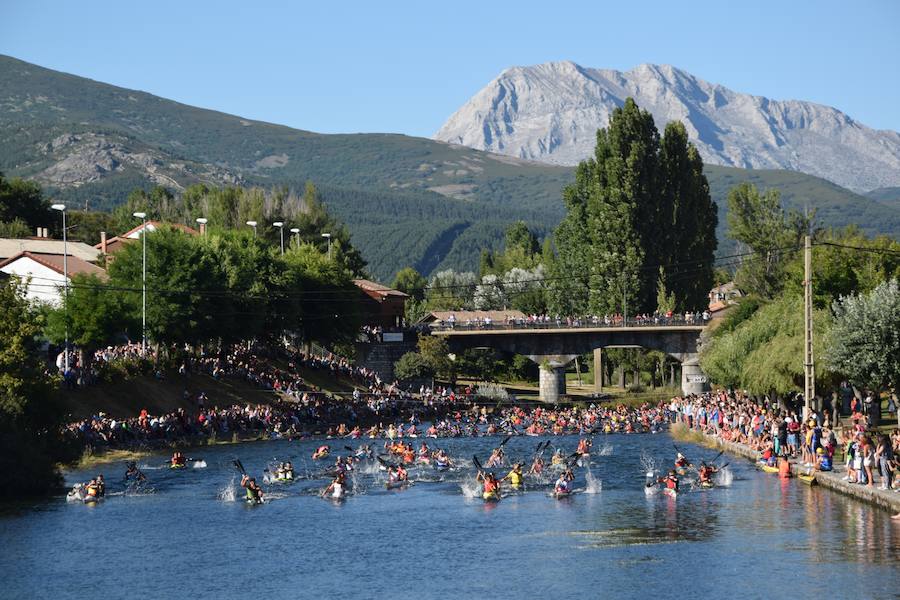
[803,234,815,419]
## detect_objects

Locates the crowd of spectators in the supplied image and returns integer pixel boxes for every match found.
[668,390,899,492]
[439,310,711,330]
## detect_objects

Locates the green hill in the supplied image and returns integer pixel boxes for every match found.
[1,54,898,280]
[864,187,900,211]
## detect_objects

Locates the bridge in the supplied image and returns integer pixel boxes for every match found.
[431,324,709,403]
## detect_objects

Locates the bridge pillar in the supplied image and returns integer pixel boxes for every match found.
[539,365,567,404]
[680,356,709,396]
[593,348,603,392]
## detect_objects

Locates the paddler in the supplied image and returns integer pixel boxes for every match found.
[171,451,187,468]
[84,478,101,501]
[576,437,592,456]
[388,464,408,484]
[697,463,718,486]
[674,452,691,470]
[551,449,565,466]
[658,469,679,492]
[282,461,295,480]
[485,446,505,467]
[322,472,346,499]
[529,454,545,475]
[96,474,106,497]
[312,444,330,460]
[124,461,146,483]
[554,469,574,494]
[502,463,524,489]
[240,474,264,504]
[477,470,501,500]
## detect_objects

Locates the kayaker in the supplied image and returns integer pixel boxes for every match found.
[84,478,101,501]
[312,445,330,460]
[674,452,691,470]
[486,447,505,467]
[577,438,592,456]
[502,463,524,488]
[477,471,501,500]
[322,472,346,498]
[96,474,106,497]
[658,470,679,492]
[171,452,186,468]
[551,449,565,466]
[124,461,146,483]
[240,474,264,504]
[529,455,545,475]
[554,469,574,494]
[697,463,717,485]
[388,464,408,483]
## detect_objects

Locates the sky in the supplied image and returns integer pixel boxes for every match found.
[2,0,899,138]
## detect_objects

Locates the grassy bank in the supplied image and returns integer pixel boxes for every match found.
[669,422,719,448]
[74,448,152,470]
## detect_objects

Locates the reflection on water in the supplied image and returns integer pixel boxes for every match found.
[1,433,898,599]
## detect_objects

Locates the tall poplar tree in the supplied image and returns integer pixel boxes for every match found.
[548,98,717,314]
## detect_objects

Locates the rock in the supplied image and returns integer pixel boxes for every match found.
[435,61,900,193]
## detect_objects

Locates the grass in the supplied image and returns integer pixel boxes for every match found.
[669,422,720,449]
[73,448,151,470]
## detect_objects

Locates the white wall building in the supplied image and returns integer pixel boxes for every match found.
[0,251,107,306]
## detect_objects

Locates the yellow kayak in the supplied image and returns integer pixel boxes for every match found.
[758,464,779,474]
[798,473,817,485]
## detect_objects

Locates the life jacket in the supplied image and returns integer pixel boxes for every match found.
[508,471,522,486]
[483,479,498,494]
[665,477,677,490]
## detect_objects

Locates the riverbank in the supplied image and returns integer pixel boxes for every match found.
[672,423,900,513]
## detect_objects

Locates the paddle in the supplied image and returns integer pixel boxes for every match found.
[233,459,246,475]
[344,446,355,453]
[473,455,484,473]
[499,435,512,448]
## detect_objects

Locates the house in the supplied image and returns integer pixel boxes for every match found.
[97,221,199,256]
[708,281,743,314]
[353,279,408,329]
[0,251,107,305]
[0,236,101,264]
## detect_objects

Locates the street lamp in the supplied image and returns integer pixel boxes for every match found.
[290,228,300,249]
[246,220,258,237]
[133,211,148,356]
[321,232,332,260]
[273,221,285,255]
[51,203,69,371]
[195,217,208,235]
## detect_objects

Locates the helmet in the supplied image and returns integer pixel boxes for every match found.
[816,447,824,454]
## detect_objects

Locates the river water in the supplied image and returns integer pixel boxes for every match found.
[2,433,897,599]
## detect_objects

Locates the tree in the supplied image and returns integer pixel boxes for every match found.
[727,182,809,299]
[547,98,717,315]
[0,279,74,496]
[825,279,900,403]
[392,267,428,301]
[417,335,454,381]
[655,267,676,314]
[425,269,477,310]
[45,274,134,366]
[0,173,51,231]
[394,352,434,382]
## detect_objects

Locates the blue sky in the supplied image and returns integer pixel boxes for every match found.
[2,0,898,137]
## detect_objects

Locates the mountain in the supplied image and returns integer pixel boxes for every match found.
[864,187,900,211]
[1,55,898,281]
[435,61,900,193]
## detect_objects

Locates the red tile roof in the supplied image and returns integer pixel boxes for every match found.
[0,251,108,279]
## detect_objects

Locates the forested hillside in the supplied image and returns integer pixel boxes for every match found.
[2,54,897,281]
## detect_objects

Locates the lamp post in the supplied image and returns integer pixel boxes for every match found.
[51,203,69,371]
[321,232,332,260]
[195,217,208,235]
[133,212,148,356]
[246,220,258,237]
[290,228,300,249]
[273,221,285,255]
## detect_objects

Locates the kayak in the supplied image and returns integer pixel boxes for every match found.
[663,487,678,499]
[699,480,714,489]
[245,496,264,506]
[83,495,103,504]
[385,480,410,490]
[675,467,688,476]
[482,491,500,503]
[553,488,573,499]
[798,473,817,486]
[758,464,779,474]
[435,462,450,471]
[170,464,186,470]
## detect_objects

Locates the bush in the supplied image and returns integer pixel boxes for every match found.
[394,352,434,382]
[476,382,509,402]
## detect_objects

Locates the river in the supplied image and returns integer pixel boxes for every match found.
[2,433,897,599]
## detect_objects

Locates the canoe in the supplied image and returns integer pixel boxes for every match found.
[798,473,817,486]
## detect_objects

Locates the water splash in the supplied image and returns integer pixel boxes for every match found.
[598,443,613,456]
[460,478,481,499]
[715,465,733,487]
[585,468,602,494]
[192,460,207,469]
[218,476,236,502]
[639,450,659,479]
[644,484,659,497]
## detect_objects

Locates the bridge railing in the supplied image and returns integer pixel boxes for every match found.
[430,315,710,332]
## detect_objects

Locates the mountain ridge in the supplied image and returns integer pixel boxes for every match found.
[435,61,900,193]
[1,54,898,281]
